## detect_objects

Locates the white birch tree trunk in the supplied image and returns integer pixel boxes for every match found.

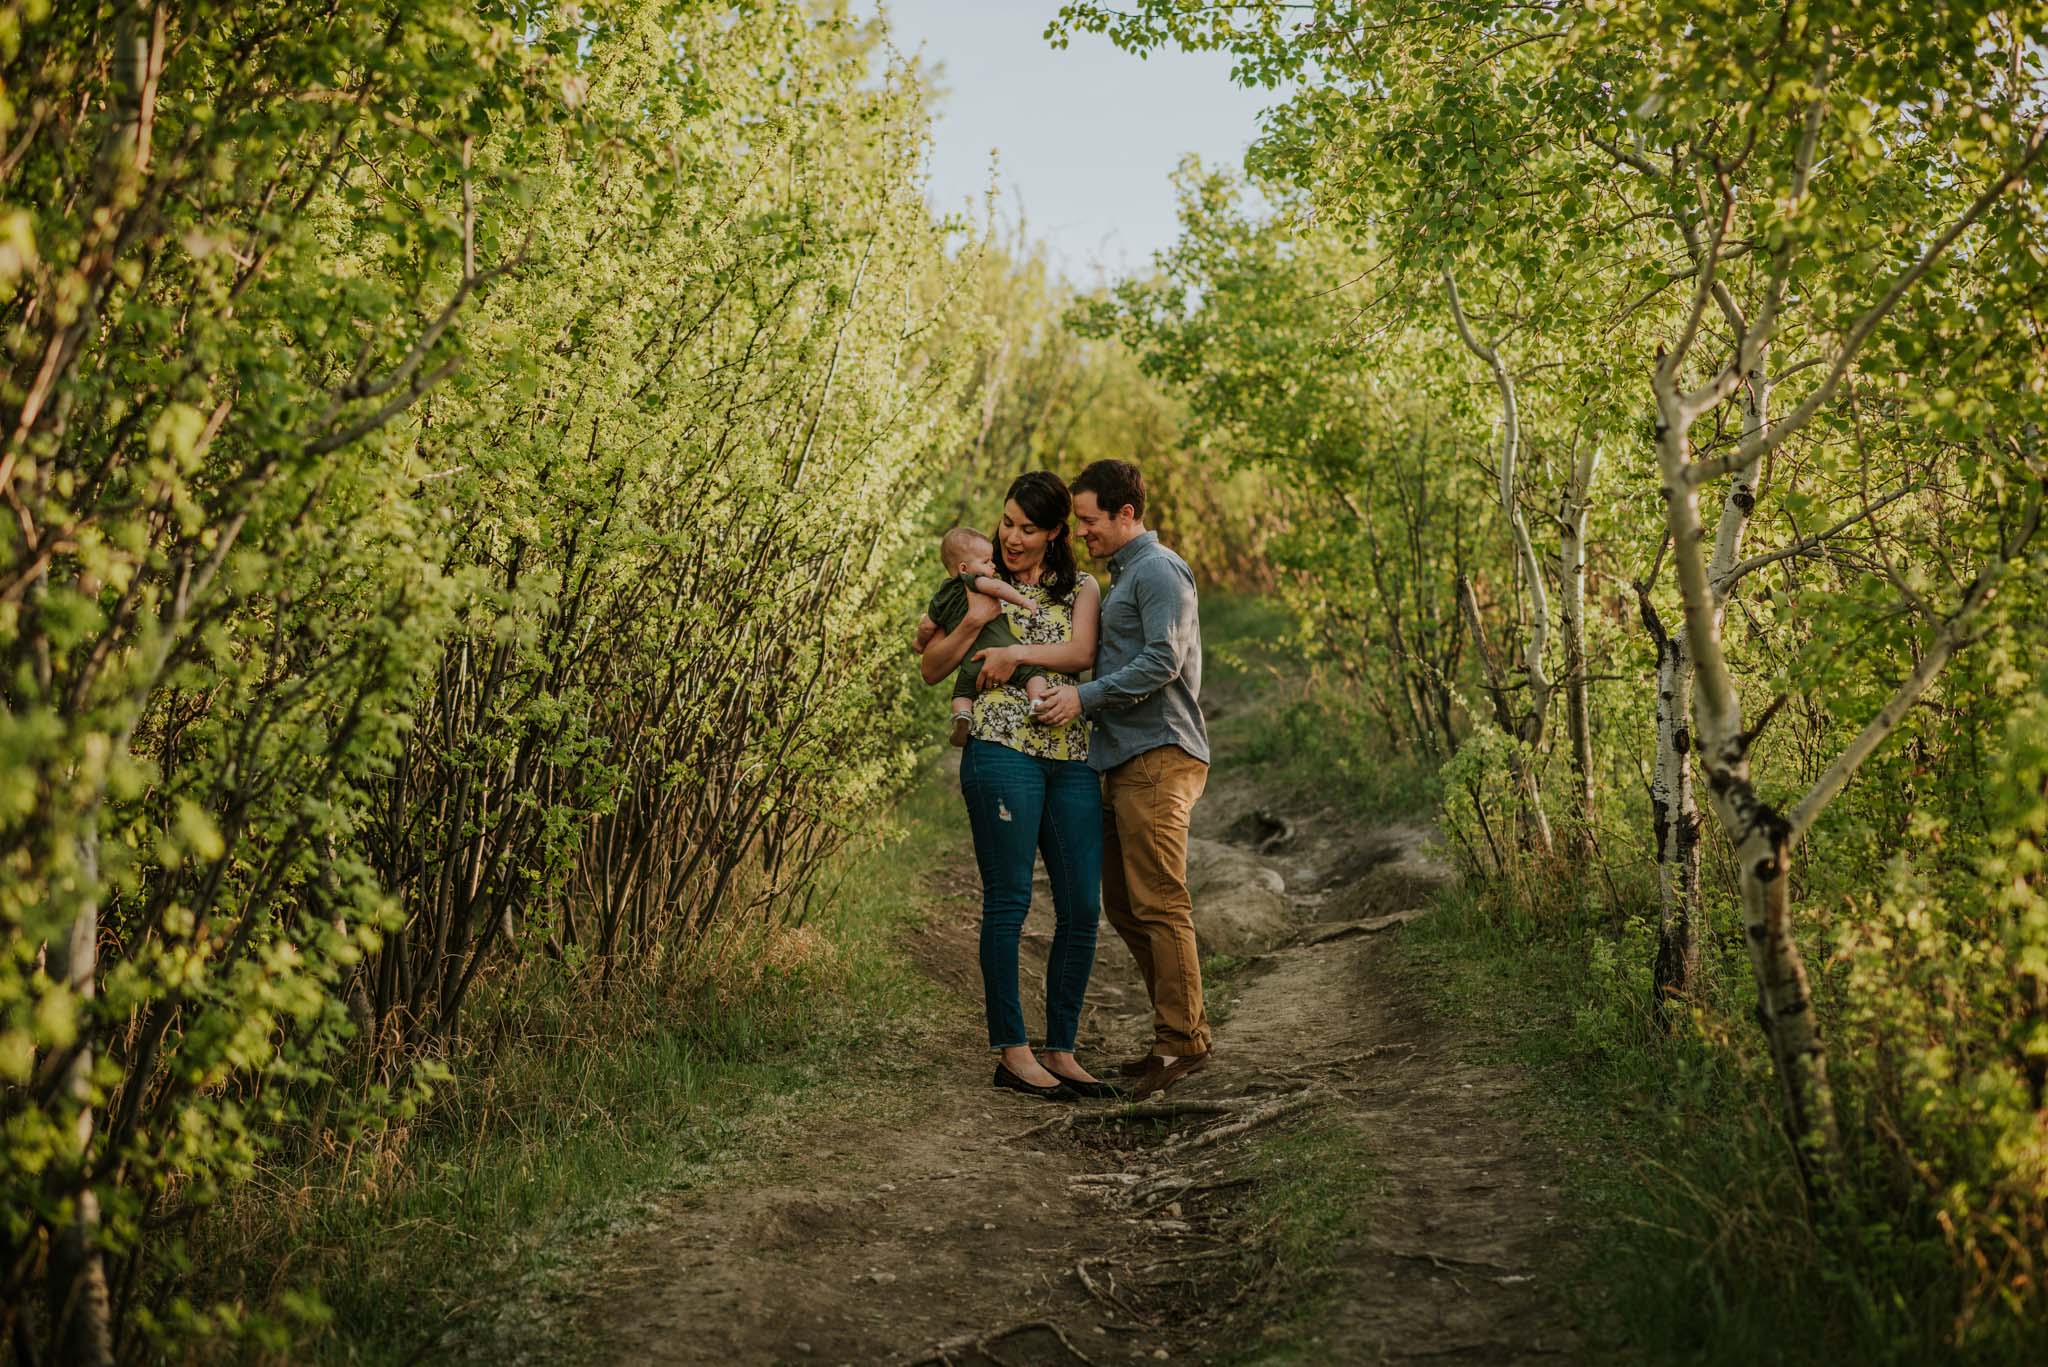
[1647,363,1768,1013]
[44,830,114,1367]
[1638,594,1702,1013]
[1651,357,1841,1179]
[1445,271,1554,856]
[1559,434,1600,859]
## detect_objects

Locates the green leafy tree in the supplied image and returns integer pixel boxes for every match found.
[1053,1,2048,1314]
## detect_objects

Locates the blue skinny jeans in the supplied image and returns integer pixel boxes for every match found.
[958,738,1103,1051]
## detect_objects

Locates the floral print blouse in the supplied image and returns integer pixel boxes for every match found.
[969,581,1088,764]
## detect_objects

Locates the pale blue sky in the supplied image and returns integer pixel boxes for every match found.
[865,0,1280,283]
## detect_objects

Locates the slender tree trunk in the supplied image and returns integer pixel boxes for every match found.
[1559,434,1600,859]
[1637,310,1769,1010]
[1638,592,1702,1017]
[1651,372,1840,1184]
[1459,575,1554,854]
[1644,371,1768,1013]
[44,829,115,1367]
[1446,272,1554,856]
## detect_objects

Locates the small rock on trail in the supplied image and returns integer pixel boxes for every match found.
[1184,837,1293,954]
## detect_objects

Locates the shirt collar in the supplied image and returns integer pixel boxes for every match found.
[1108,530,1158,577]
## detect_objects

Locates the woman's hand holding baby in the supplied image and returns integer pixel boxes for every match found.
[973,645,1020,690]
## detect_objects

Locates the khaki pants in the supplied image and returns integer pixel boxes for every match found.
[1102,744,1211,1055]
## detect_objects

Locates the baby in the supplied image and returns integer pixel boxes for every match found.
[923,527,1053,746]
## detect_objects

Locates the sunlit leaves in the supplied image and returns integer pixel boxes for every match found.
[1065,0,2048,1344]
[2,0,980,1355]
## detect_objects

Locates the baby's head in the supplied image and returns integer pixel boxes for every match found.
[940,527,997,579]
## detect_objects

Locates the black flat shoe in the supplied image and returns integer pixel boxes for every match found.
[1046,1073,1125,1100]
[993,1062,1079,1102]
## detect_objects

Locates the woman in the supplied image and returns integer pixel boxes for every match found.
[919,471,1114,1101]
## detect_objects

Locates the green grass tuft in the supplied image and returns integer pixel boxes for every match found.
[1224,1115,1383,1365]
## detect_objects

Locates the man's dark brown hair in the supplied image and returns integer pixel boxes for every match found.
[1071,458,1146,520]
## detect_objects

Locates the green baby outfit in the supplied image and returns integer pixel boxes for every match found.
[927,571,1050,703]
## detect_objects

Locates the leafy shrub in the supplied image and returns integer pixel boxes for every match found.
[1,3,979,1357]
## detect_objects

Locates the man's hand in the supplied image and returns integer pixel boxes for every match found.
[973,645,1020,689]
[912,615,940,653]
[1034,683,1084,726]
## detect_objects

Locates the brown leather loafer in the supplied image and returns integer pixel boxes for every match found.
[1117,1054,1161,1077]
[1131,1051,1210,1100]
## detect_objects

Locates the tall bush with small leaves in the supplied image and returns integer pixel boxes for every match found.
[1,2,979,1358]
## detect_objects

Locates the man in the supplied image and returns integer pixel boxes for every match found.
[1034,459,1211,1099]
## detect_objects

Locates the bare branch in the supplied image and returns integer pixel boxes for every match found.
[1666,172,1737,380]
[306,355,462,458]
[1588,131,1663,179]
[1716,484,1913,590]
[1445,269,1551,696]
[1787,478,2045,844]
[1740,692,1789,751]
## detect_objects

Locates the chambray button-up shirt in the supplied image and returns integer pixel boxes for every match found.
[1077,530,1209,774]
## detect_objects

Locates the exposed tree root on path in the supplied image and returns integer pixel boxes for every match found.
[908,1318,1101,1366]
[1011,1090,1314,1143]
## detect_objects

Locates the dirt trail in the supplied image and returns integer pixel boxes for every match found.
[580,719,1582,1364]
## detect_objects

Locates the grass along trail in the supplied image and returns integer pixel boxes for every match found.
[571,633,1583,1365]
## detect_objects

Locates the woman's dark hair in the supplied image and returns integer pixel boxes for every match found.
[994,469,1079,604]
